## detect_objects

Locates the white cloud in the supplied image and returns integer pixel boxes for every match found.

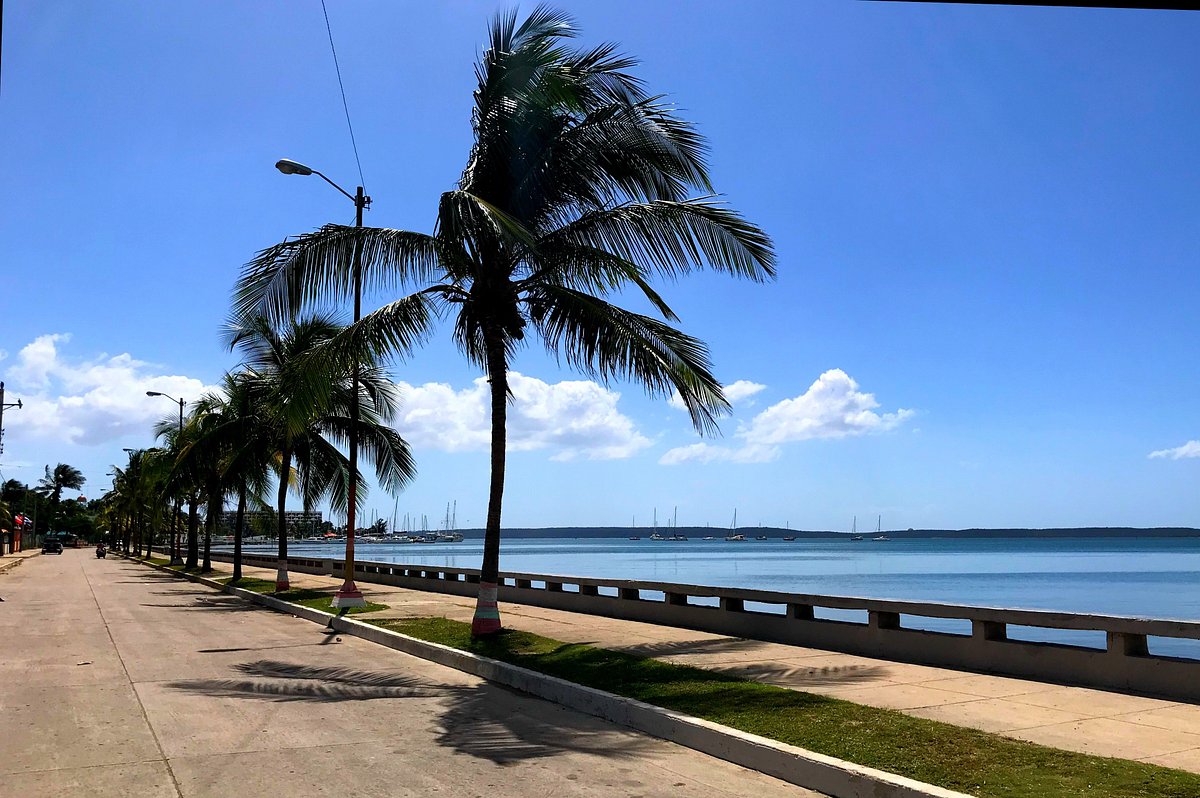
[668,379,767,411]
[1149,440,1200,460]
[395,371,651,461]
[658,441,777,465]
[660,369,912,465]
[742,369,913,445]
[724,380,767,404]
[4,334,214,446]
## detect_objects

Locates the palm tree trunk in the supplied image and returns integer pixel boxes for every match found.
[171,500,182,564]
[202,484,216,573]
[135,506,145,557]
[275,447,292,592]
[471,335,508,636]
[186,498,199,568]
[233,485,247,583]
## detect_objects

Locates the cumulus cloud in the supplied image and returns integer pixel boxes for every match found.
[3,334,214,446]
[395,371,651,461]
[660,369,912,465]
[1149,441,1200,460]
[668,379,766,411]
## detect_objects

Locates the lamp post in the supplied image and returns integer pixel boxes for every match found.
[275,157,368,609]
[147,391,185,564]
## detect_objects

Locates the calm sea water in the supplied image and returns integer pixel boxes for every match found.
[235,536,1200,657]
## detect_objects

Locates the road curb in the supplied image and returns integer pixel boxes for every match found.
[131,558,974,798]
[0,551,40,574]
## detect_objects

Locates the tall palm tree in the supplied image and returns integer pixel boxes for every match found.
[224,314,417,591]
[235,7,775,634]
[35,463,86,531]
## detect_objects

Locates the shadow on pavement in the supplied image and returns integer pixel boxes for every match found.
[614,636,772,658]
[197,642,332,654]
[167,658,642,764]
[710,660,891,687]
[139,598,260,613]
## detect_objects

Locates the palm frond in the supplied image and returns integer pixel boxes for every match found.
[526,284,728,435]
[542,198,775,282]
[234,225,443,322]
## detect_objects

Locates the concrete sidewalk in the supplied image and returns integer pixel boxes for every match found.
[0,551,822,798]
[0,548,40,575]
[213,556,1200,773]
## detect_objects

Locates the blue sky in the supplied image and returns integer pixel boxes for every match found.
[1,1,1197,531]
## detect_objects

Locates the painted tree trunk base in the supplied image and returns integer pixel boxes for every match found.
[470,581,502,636]
[275,564,290,593]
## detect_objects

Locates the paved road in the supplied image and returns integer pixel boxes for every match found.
[0,552,822,798]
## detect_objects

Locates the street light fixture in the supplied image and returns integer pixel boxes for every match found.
[147,391,186,564]
[275,156,369,610]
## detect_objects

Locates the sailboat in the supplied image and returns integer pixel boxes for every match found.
[725,508,745,541]
[850,515,863,541]
[872,515,889,542]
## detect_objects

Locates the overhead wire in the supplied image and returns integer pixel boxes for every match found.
[320,0,366,192]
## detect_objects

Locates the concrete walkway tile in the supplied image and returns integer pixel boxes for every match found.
[907,696,1092,734]
[818,682,980,711]
[1008,717,1200,760]
[921,673,1058,699]
[167,732,819,798]
[1140,747,1200,772]
[0,683,163,773]
[1012,685,1179,718]
[0,646,126,688]
[859,662,966,685]
[1114,704,1200,735]
[0,760,177,797]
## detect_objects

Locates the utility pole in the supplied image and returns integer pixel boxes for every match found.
[0,381,24,460]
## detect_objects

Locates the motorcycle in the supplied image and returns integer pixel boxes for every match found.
[96,545,107,559]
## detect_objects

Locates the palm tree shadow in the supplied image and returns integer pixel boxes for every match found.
[612,636,771,658]
[138,598,262,613]
[711,660,891,687]
[611,636,889,687]
[166,658,642,764]
[435,683,642,764]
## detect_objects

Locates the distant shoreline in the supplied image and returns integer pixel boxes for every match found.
[445,526,1200,540]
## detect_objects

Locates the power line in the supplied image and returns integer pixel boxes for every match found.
[320,0,366,191]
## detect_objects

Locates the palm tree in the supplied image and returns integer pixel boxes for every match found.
[224,314,417,591]
[168,371,273,580]
[35,463,86,531]
[235,7,775,634]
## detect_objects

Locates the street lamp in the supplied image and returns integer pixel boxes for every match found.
[276,156,369,610]
[147,391,185,564]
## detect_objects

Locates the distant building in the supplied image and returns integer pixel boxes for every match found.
[219,510,323,537]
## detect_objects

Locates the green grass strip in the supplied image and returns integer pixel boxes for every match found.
[364,616,1200,798]
[219,576,386,615]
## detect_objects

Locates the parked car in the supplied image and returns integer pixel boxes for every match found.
[42,540,64,555]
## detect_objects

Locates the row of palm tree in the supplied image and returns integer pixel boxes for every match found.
[103,314,416,588]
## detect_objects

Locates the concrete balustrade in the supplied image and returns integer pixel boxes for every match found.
[203,549,1200,702]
